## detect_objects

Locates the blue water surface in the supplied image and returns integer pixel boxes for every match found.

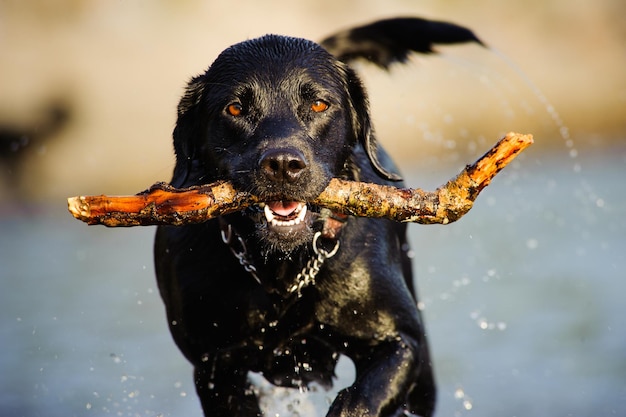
[1,146,624,417]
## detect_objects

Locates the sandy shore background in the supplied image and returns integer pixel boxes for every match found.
[1,0,624,201]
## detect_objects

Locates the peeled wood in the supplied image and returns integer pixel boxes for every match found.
[67,132,533,227]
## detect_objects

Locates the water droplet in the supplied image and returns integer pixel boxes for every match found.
[526,238,539,250]
[463,399,473,410]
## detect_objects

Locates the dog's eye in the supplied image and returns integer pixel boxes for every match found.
[310,100,329,113]
[226,103,243,117]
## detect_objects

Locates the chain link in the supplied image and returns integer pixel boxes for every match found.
[220,223,340,295]
[220,223,262,284]
[288,231,340,297]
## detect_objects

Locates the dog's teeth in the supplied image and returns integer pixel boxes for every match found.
[297,204,307,222]
[264,205,275,222]
[264,202,307,227]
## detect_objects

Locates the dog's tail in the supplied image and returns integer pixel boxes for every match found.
[320,17,485,69]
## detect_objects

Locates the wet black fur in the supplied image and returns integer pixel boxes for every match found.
[154,17,482,417]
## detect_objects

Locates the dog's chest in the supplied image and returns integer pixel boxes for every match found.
[244,291,317,348]
[243,292,338,388]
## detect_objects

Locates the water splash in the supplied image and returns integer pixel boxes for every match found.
[454,386,474,415]
[488,46,580,173]
[470,309,507,331]
[489,48,570,137]
[442,44,577,170]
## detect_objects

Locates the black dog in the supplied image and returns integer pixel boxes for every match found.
[154,17,482,417]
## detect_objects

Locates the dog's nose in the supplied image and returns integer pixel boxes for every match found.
[259,148,307,183]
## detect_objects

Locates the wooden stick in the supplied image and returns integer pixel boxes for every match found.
[67,132,533,227]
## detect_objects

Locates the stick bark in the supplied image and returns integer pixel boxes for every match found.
[67,132,533,227]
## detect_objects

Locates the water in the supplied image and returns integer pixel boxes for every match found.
[1,146,625,417]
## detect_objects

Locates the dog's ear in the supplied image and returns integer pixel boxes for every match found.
[321,17,484,69]
[170,75,207,187]
[344,66,402,182]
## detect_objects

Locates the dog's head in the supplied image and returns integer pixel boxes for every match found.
[170,35,398,253]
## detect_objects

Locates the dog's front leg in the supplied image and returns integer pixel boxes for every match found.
[194,360,261,417]
[326,335,424,417]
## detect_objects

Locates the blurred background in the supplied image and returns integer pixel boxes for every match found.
[1,1,624,416]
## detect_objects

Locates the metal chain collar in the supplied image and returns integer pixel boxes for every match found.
[288,231,340,296]
[219,223,262,284]
[219,222,340,297]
